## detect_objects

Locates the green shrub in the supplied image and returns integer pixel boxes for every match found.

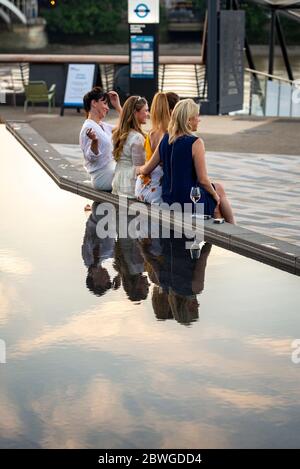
[41,0,126,40]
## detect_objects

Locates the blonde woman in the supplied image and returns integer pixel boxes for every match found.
[135,91,179,204]
[138,99,235,223]
[138,236,212,325]
[112,96,148,198]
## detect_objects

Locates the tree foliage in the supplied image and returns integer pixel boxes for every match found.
[39,0,299,45]
[41,0,126,37]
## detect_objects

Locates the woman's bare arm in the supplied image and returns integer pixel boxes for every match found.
[149,130,164,153]
[137,145,160,176]
[86,128,99,157]
[192,138,219,203]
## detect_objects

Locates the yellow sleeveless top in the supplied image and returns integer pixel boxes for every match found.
[145,134,153,162]
[140,134,153,185]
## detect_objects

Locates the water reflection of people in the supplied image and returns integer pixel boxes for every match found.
[82,203,210,317]
[82,202,120,297]
[114,238,150,302]
[82,204,149,301]
[139,238,212,325]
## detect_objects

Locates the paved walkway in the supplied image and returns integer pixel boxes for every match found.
[1,106,300,155]
[52,143,300,247]
[206,151,300,247]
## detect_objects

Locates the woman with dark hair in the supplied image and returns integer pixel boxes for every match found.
[82,202,120,297]
[79,86,122,191]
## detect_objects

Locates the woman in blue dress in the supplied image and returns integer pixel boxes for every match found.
[137,99,235,223]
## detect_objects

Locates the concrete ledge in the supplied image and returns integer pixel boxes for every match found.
[5,120,300,277]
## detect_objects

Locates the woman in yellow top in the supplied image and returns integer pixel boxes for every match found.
[135,92,179,204]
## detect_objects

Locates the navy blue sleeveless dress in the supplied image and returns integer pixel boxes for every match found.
[159,133,217,216]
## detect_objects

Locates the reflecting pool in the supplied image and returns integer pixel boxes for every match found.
[0,126,300,449]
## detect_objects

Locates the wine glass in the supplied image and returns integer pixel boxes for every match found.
[190,245,201,259]
[190,240,205,259]
[190,186,201,218]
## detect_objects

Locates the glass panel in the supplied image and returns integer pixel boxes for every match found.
[291,83,300,117]
[265,80,280,116]
[249,74,265,116]
[279,82,292,117]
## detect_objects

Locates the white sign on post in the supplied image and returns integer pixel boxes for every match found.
[63,64,96,107]
[128,0,159,24]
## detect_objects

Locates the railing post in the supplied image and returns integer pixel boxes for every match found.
[275,13,294,82]
[207,0,220,115]
[194,64,200,98]
[268,8,276,78]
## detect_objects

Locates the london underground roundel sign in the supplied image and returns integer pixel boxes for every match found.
[128,0,159,24]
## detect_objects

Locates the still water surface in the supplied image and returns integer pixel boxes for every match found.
[0,126,300,448]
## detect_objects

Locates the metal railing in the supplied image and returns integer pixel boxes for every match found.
[246,68,300,118]
[0,54,204,65]
[2,55,298,114]
[0,54,207,104]
[0,61,29,105]
[159,63,207,99]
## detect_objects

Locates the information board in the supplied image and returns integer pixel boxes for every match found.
[130,35,154,78]
[63,64,96,108]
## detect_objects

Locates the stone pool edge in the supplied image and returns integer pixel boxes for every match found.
[5,120,300,277]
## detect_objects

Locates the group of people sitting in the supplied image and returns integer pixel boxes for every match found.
[79,87,234,223]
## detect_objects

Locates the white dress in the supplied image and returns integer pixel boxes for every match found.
[112,130,145,198]
[135,166,163,204]
[79,119,116,191]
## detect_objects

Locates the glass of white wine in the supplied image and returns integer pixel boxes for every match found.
[190,186,201,218]
[190,240,205,258]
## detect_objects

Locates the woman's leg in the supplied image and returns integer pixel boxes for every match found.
[213,182,235,224]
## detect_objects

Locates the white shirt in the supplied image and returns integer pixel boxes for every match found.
[79,119,114,174]
[82,216,115,268]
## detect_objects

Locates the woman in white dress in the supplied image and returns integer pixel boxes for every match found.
[112,96,148,198]
[79,87,122,191]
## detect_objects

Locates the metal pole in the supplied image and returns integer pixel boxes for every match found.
[275,14,294,81]
[232,0,257,72]
[268,8,276,78]
[207,0,220,115]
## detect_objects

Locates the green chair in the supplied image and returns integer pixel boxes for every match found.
[24,81,56,113]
